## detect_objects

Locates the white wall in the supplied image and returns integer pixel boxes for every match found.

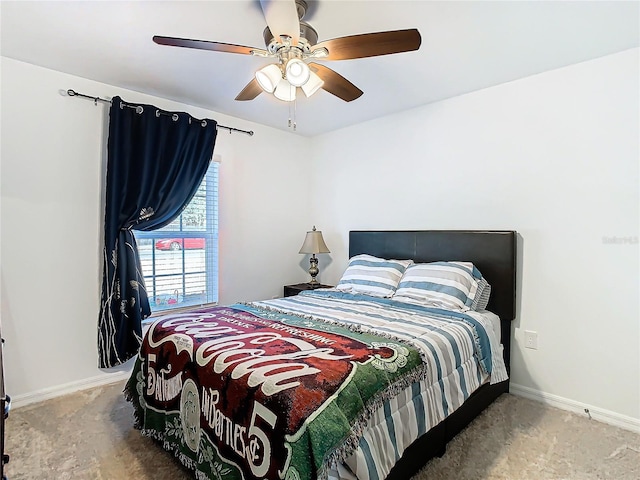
[309,49,639,426]
[0,58,312,401]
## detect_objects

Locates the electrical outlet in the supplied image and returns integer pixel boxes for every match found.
[524,330,538,350]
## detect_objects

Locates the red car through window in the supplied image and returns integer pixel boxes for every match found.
[154,238,205,250]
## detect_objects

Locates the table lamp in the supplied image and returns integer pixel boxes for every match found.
[298,226,330,285]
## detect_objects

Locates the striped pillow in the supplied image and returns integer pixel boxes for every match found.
[472,277,492,311]
[394,261,487,311]
[336,254,413,298]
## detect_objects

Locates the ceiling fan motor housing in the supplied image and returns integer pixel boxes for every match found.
[263,0,316,49]
[263,21,318,50]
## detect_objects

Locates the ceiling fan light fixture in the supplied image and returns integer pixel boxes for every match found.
[301,70,324,97]
[285,59,310,87]
[273,78,296,102]
[255,64,282,93]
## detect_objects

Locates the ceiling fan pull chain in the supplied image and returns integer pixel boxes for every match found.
[286,98,297,132]
[293,98,297,132]
[287,99,295,131]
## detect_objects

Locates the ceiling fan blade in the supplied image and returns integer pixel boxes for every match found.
[260,0,300,45]
[308,63,363,102]
[313,28,421,61]
[153,35,257,55]
[235,79,263,101]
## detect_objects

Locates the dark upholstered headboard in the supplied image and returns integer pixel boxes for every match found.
[349,230,517,321]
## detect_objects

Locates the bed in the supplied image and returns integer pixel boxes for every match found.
[125,230,517,480]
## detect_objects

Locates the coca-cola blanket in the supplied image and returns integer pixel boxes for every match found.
[125,304,427,480]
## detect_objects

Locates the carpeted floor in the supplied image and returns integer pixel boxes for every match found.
[3,380,639,479]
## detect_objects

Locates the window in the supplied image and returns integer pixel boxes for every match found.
[134,162,218,312]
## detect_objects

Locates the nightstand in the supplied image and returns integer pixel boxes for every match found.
[284,283,333,297]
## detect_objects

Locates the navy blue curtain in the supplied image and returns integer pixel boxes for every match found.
[98,97,218,368]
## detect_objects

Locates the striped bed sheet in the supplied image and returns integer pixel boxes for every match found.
[252,289,507,480]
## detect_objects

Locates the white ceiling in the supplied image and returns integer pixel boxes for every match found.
[1,1,638,137]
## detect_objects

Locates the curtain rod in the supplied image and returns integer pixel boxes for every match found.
[66,89,254,136]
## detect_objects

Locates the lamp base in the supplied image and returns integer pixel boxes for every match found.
[308,254,319,284]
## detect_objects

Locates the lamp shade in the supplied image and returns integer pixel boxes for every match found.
[255,64,282,93]
[299,226,330,254]
[301,70,324,97]
[274,78,296,102]
[285,59,311,87]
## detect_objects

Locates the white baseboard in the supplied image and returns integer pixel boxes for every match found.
[9,371,132,409]
[510,383,640,434]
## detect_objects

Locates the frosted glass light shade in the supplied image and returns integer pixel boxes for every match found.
[285,59,311,87]
[255,64,282,93]
[301,71,324,97]
[274,79,296,102]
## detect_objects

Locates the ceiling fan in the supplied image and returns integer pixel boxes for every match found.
[153,0,421,103]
